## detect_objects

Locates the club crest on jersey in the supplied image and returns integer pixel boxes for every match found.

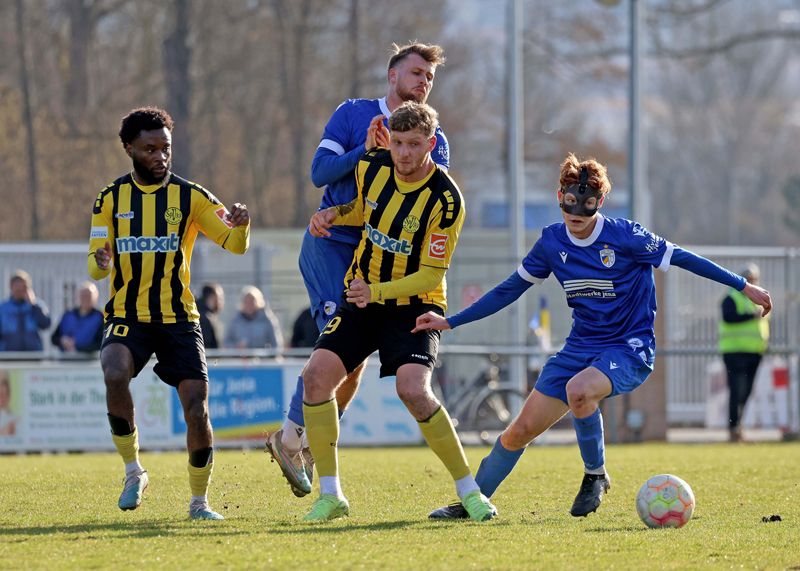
[402,215,420,233]
[428,233,448,259]
[323,301,337,316]
[164,207,182,225]
[365,222,412,255]
[599,246,615,268]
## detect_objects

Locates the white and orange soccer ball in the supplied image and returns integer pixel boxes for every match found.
[636,474,695,528]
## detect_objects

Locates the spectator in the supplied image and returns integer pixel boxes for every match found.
[719,263,769,442]
[0,372,17,436]
[0,270,51,352]
[290,306,319,348]
[197,283,224,349]
[225,286,283,350]
[51,281,104,354]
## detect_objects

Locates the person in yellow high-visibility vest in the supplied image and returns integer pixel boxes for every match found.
[719,264,769,442]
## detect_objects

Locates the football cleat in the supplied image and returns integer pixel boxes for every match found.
[118,469,148,511]
[303,494,350,522]
[460,490,497,522]
[189,500,225,520]
[265,429,312,497]
[429,501,469,519]
[570,473,611,517]
[301,447,315,486]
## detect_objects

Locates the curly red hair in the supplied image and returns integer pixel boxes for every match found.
[558,153,611,196]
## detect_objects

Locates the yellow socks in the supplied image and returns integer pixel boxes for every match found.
[112,428,139,465]
[418,407,471,481]
[188,462,213,498]
[303,399,339,477]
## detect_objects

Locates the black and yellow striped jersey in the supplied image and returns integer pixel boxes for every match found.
[88,172,249,323]
[336,150,465,311]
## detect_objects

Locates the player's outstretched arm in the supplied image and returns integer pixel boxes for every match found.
[412,312,451,333]
[742,282,772,317]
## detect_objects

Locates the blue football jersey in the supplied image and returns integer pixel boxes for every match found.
[316,97,450,244]
[518,215,674,350]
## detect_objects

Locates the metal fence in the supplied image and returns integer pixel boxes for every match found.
[1,240,797,430]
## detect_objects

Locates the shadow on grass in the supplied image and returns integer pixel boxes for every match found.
[267,517,509,534]
[0,520,247,539]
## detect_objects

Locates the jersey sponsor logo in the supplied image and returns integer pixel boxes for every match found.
[215,207,234,229]
[559,251,568,263]
[402,215,420,233]
[365,222,412,255]
[90,226,108,239]
[115,211,135,219]
[633,223,648,237]
[563,278,616,299]
[428,233,448,259]
[436,144,449,163]
[164,207,182,225]
[116,233,179,254]
[410,353,429,360]
[599,247,615,268]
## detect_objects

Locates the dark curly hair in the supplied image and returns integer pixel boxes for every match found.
[118,107,174,145]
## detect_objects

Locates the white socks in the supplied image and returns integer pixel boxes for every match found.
[455,474,480,499]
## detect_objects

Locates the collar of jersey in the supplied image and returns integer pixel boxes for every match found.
[379,97,391,117]
[130,172,169,194]
[394,165,435,194]
[566,214,605,247]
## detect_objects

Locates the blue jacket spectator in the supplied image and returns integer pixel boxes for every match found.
[0,270,52,352]
[51,282,104,354]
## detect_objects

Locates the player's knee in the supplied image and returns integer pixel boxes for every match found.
[103,365,130,390]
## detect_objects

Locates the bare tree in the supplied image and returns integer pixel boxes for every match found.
[164,0,192,175]
[14,0,39,240]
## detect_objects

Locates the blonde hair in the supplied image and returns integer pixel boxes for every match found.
[388,101,439,138]
[240,285,265,310]
[558,153,612,196]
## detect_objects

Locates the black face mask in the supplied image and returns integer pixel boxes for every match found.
[560,166,601,217]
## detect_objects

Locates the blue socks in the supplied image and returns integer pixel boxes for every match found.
[572,408,605,472]
[475,436,525,497]
[287,376,305,425]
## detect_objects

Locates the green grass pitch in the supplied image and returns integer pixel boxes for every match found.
[1,442,798,570]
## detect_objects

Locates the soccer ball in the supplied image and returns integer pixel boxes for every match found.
[635,474,695,528]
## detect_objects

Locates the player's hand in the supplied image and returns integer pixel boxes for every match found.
[346,278,371,308]
[365,115,390,150]
[309,208,337,238]
[742,282,772,317]
[226,203,250,227]
[95,241,112,271]
[412,311,451,333]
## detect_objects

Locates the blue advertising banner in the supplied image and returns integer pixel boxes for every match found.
[172,367,284,441]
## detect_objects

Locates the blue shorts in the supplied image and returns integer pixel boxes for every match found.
[534,342,654,404]
[298,230,358,331]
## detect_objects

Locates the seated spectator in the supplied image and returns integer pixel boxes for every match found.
[0,270,51,352]
[290,306,319,348]
[197,283,224,349]
[225,286,283,350]
[51,281,104,354]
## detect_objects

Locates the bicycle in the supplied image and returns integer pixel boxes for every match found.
[431,353,529,445]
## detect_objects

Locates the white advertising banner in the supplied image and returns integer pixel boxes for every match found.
[0,359,422,453]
